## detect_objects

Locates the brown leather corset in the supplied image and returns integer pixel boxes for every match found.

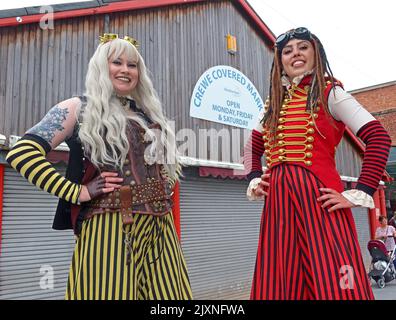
[85,120,174,224]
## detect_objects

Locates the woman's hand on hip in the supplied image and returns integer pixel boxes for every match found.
[253,173,270,198]
[78,171,123,202]
[317,188,355,212]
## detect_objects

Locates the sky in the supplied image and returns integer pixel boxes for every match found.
[1,0,395,91]
[247,0,396,91]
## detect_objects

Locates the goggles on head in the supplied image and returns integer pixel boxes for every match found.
[275,27,312,52]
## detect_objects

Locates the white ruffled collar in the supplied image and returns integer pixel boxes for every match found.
[281,69,314,89]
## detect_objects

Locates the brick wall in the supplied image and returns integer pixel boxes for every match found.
[350,82,396,145]
[351,84,396,113]
[372,110,396,146]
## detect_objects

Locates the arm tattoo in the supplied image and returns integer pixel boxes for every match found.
[27,105,69,144]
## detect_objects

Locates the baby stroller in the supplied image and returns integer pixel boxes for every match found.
[367,239,396,289]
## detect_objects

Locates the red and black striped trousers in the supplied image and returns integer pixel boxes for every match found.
[251,164,374,300]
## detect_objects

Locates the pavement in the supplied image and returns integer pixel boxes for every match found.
[371,278,396,300]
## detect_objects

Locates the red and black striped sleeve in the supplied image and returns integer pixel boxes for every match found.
[243,129,264,181]
[355,120,391,196]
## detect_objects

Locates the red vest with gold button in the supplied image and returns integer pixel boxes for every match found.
[263,77,345,192]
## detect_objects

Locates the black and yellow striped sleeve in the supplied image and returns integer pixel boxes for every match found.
[6,134,81,204]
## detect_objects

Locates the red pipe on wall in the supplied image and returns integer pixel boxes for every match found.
[0,0,277,50]
[369,190,382,239]
[0,164,4,253]
[378,187,387,217]
[172,181,181,240]
[368,208,377,240]
[0,0,206,27]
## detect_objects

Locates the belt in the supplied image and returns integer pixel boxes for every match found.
[85,179,172,224]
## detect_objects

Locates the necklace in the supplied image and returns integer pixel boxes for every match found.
[116,95,131,112]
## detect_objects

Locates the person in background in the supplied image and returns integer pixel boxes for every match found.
[388,211,396,229]
[6,33,192,300]
[244,27,391,300]
[375,216,396,252]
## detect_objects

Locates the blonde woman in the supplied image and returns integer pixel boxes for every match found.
[6,34,192,300]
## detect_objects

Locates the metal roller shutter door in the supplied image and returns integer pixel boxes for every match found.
[179,177,373,299]
[0,166,75,300]
[351,207,371,272]
[180,176,263,299]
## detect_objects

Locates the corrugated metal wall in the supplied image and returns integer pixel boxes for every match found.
[0,15,102,137]
[0,1,273,163]
[0,166,75,300]
[179,175,372,299]
[336,135,363,177]
[179,175,262,299]
[351,207,371,272]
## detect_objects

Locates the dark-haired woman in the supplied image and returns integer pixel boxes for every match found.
[244,27,391,300]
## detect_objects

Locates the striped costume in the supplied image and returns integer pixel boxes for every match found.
[65,211,191,299]
[244,76,391,300]
[6,101,192,300]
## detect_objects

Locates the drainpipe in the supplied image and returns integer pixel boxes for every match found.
[0,164,4,254]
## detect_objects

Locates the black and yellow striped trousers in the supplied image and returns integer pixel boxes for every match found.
[66,211,192,300]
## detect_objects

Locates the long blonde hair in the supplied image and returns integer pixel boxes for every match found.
[79,38,181,180]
